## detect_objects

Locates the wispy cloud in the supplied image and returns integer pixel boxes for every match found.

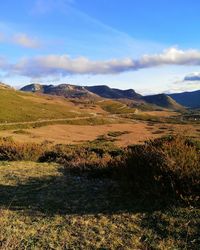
[0,32,41,48]
[31,0,165,58]
[12,33,41,48]
[32,0,74,14]
[3,47,200,78]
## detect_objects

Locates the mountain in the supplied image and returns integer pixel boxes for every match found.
[143,94,184,110]
[21,83,99,99]
[169,90,200,108]
[21,83,142,100]
[20,83,187,110]
[86,85,142,99]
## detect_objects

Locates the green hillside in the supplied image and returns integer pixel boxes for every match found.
[0,88,87,123]
[98,99,136,114]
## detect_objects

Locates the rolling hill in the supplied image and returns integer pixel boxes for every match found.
[0,84,89,123]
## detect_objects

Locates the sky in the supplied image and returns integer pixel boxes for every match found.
[1,0,200,94]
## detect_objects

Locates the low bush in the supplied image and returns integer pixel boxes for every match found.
[0,137,48,161]
[40,141,123,177]
[107,130,130,137]
[0,135,199,203]
[118,135,200,202]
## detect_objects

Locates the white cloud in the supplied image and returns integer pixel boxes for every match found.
[9,55,135,77]
[3,47,200,78]
[12,33,41,48]
[138,47,200,68]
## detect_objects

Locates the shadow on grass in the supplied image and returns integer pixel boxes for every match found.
[1,167,199,249]
[139,209,200,249]
[0,167,171,216]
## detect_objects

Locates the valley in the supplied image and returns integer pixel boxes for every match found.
[0,83,200,145]
[0,83,200,250]
[1,2,200,249]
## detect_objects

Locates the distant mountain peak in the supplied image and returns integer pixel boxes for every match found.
[20,83,44,92]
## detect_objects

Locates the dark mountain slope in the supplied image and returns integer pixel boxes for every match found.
[169,90,200,108]
[143,94,184,110]
[86,85,142,99]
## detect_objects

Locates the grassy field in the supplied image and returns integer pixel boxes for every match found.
[0,88,89,123]
[0,119,199,146]
[0,161,199,250]
[0,88,137,125]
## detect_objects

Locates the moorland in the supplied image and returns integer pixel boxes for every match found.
[0,82,199,249]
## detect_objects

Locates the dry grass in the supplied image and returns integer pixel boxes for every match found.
[0,120,200,147]
[0,161,199,250]
[0,122,164,146]
[139,110,180,117]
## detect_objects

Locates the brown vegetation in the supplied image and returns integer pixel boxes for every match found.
[0,135,199,203]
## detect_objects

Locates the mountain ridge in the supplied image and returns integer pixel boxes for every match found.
[21,83,99,99]
[85,85,142,100]
[20,83,187,110]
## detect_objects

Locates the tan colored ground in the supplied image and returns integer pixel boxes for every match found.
[0,122,150,146]
[1,121,199,146]
[140,110,179,117]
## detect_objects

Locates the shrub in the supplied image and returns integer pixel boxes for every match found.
[0,135,199,203]
[0,137,48,161]
[118,135,200,202]
[40,142,123,177]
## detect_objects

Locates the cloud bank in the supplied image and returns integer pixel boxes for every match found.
[2,47,200,78]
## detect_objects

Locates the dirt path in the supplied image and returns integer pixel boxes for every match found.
[0,116,96,126]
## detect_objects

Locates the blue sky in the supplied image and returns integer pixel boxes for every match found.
[1,0,200,94]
